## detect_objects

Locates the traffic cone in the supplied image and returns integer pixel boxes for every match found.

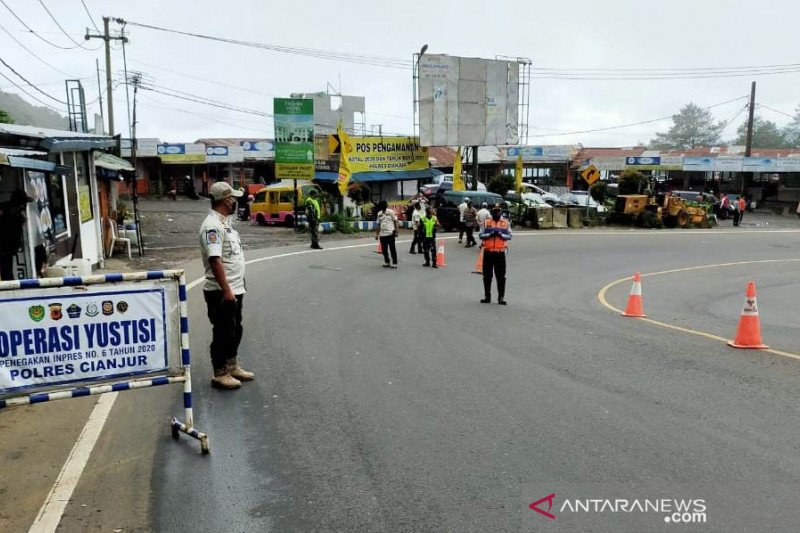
[435,239,447,267]
[374,240,383,254]
[472,247,484,274]
[728,281,768,349]
[622,271,646,317]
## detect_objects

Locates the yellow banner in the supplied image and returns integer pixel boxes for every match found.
[276,162,314,179]
[515,153,523,194]
[337,123,352,196]
[452,147,465,191]
[78,185,92,223]
[159,154,207,165]
[347,136,428,173]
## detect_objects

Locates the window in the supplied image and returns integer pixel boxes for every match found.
[48,173,67,236]
[279,190,295,203]
[254,191,266,203]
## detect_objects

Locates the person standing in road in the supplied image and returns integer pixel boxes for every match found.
[738,196,747,223]
[375,200,399,268]
[421,206,439,268]
[409,202,424,254]
[0,189,30,281]
[732,196,740,227]
[479,204,512,305]
[464,198,478,247]
[457,198,468,243]
[305,189,323,249]
[476,202,491,231]
[199,182,255,389]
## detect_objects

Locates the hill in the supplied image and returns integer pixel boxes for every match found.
[0,90,69,129]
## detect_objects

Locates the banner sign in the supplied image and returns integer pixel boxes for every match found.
[503,145,571,160]
[347,136,429,173]
[274,98,314,179]
[776,157,800,172]
[157,143,207,164]
[122,138,159,158]
[682,156,715,171]
[625,156,662,170]
[0,282,174,395]
[742,157,778,172]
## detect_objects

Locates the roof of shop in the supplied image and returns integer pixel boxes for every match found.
[315,168,443,183]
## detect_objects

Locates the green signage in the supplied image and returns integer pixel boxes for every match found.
[274,98,314,179]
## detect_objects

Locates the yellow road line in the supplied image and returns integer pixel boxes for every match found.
[597,259,800,361]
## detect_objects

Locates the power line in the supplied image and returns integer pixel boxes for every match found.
[36,0,89,48]
[0,0,83,50]
[79,0,100,32]
[0,70,63,112]
[118,18,410,69]
[532,67,800,81]
[0,22,76,76]
[529,96,749,138]
[535,62,800,73]
[757,103,796,120]
[0,56,67,104]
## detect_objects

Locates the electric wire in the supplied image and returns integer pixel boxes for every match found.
[757,103,796,120]
[36,0,89,48]
[79,0,100,32]
[0,56,67,103]
[529,96,749,138]
[0,70,63,112]
[0,0,84,50]
[119,19,410,69]
[0,22,75,76]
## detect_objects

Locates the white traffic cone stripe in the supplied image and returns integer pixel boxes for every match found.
[741,297,759,317]
[630,282,642,296]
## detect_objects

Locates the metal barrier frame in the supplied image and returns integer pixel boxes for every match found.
[0,270,209,454]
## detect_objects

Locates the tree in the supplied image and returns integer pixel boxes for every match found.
[782,105,800,146]
[0,108,13,124]
[650,103,724,149]
[487,174,514,196]
[734,115,787,148]
[617,169,647,195]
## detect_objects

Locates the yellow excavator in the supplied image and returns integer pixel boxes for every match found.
[614,193,711,228]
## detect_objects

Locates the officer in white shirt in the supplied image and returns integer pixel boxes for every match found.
[476,202,491,230]
[199,182,255,389]
[458,199,468,243]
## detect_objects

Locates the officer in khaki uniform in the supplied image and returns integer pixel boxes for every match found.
[199,182,255,389]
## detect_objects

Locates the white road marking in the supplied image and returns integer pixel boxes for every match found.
[29,392,117,533]
[37,230,800,529]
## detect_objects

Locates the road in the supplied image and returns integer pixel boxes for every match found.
[3,220,800,532]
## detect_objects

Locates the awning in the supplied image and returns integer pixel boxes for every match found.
[94,151,134,171]
[40,137,117,151]
[314,168,442,183]
[6,155,56,172]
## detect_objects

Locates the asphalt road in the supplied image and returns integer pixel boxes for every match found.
[4,223,800,532]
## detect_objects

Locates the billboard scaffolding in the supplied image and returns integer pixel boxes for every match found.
[413,53,531,147]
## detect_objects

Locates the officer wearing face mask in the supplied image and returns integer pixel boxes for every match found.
[199,182,255,389]
[478,204,512,305]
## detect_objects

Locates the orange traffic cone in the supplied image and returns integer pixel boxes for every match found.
[472,247,484,274]
[435,239,447,267]
[622,271,646,317]
[374,240,383,254]
[728,281,768,349]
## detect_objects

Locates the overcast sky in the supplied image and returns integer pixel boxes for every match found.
[1,0,798,147]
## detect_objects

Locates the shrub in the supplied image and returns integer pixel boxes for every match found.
[487,174,515,195]
[618,170,647,195]
[590,182,607,204]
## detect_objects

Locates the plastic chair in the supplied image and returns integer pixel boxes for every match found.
[107,218,132,259]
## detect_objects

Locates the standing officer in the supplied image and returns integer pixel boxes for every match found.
[421,206,439,268]
[478,204,512,304]
[305,189,323,249]
[199,182,255,389]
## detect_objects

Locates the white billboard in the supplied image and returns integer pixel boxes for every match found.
[418,54,519,147]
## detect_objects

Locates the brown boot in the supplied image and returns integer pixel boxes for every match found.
[226,359,254,381]
[211,368,241,389]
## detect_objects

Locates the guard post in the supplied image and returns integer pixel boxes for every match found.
[0,270,209,454]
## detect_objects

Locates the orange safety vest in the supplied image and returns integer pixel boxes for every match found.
[738,198,746,212]
[482,218,510,252]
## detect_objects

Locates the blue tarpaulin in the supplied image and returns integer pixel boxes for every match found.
[314,168,442,183]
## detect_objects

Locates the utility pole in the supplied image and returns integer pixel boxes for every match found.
[472,146,479,191]
[95,58,104,131]
[85,16,127,136]
[130,72,143,256]
[743,81,757,194]
[744,81,756,157]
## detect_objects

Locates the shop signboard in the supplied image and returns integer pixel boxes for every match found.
[157,143,206,164]
[346,136,428,173]
[742,157,778,172]
[682,156,715,171]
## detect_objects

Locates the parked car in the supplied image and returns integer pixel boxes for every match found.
[560,191,607,213]
[519,182,560,205]
[671,190,718,205]
[250,180,321,226]
[505,191,553,208]
[428,179,487,202]
[434,190,503,231]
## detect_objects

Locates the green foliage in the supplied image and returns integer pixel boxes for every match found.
[734,115,788,148]
[783,105,800,146]
[650,103,724,149]
[589,181,607,204]
[487,174,515,195]
[618,170,647,195]
[0,108,13,124]
[327,212,357,234]
[347,180,370,204]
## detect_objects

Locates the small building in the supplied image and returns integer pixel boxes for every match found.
[0,124,116,279]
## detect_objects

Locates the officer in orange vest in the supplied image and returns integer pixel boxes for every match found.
[478,204,512,304]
